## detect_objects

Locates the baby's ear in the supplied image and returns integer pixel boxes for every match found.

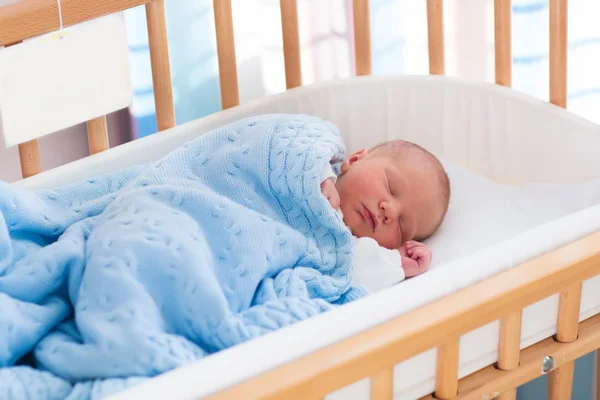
[340,148,368,174]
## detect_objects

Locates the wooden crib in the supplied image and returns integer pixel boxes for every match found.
[1,1,599,399]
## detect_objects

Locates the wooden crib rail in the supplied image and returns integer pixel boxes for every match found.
[0,0,150,46]
[421,312,600,400]
[206,231,600,400]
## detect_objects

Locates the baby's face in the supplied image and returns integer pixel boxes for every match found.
[335,148,444,249]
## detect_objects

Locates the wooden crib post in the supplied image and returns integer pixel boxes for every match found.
[146,0,176,131]
[494,0,511,87]
[18,140,42,179]
[497,311,522,400]
[434,338,459,399]
[549,0,567,108]
[352,0,371,76]
[280,0,302,89]
[426,0,445,75]
[214,0,240,109]
[548,3,573,396]
[548,283,582,400]
[549,3,573,396]
[494,3,520,399]
[86,116,109,155]
[370,368,393,400]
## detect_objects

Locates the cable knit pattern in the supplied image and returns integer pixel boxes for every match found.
[0,114,368,399]
[0,367,72,400]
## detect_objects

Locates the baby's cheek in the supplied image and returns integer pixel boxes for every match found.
[339,206,353,228]
[342,210,361,235]
[376,231,399,250]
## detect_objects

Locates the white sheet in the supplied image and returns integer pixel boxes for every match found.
[426,159,600,267]
[11,75,600,400]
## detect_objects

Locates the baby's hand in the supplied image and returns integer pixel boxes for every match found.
[398,240,431,278]
[321,178,340,210]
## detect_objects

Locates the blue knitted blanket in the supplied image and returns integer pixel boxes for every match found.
[0,114,367,399]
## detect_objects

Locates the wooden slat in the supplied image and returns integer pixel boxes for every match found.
[86,116,109,154]
[435,339,459,399]
[370,368,393,400]
[280,0,301,89]
[205,232,600,400]
[213,0,239,109]
[494,0,511,87]
[549,0,567,108]
[0,0,151,46]
[426,0,445,75]
[419,313,600,400]
[555,284,582,344]
[548,283,581,400]
[18,140,41,178]
[549,365,575,400]
[497,312,522,371]
[496,310,522,400]
[146,0,175,131]
[352,0,371,76]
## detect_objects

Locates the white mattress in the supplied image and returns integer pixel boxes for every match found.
[12,75,600,400]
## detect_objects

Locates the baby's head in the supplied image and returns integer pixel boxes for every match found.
[335,140,450,249]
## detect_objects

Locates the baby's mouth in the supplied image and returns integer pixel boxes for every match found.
[362,205,376,231]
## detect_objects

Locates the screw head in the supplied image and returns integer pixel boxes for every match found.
[542,356,555,373]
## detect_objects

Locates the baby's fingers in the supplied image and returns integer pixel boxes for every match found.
[413,249,431,268]
[410,248,423,259]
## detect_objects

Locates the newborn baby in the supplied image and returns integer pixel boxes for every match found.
[320,139,450,292]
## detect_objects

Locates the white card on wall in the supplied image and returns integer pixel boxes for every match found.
[0,13,132,148]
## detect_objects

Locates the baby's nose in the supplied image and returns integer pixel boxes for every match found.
[379,201,398,223]
[380,201,390,215]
